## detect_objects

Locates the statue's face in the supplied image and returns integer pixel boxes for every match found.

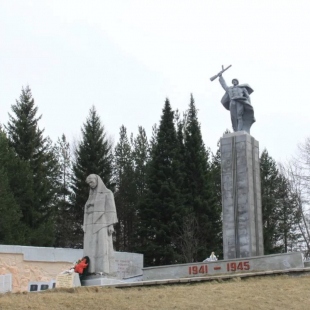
[87,177,97,189]
[232,79,239,86]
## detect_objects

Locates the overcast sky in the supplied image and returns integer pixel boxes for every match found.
[1,0,309,162]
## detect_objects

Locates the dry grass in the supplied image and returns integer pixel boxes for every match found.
[1,275,310,310]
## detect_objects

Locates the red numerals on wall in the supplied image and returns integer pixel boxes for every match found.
[188,261,250,275]
[226,261,250,272]
[188,265,208,275]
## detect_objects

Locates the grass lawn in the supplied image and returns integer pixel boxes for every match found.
[0,275,309,310]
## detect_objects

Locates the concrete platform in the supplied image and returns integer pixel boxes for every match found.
[81,275,126,286]
[81,273,143,287]
[82,267,310,289]
[143,252,303,281]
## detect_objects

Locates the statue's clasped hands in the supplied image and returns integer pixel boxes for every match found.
[108,225,114,236]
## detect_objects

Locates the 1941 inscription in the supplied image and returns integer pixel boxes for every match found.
[188,265,208,275]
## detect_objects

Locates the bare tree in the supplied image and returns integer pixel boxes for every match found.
[279,137,310,257]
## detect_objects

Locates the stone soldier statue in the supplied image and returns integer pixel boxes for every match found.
[83,174,118,276]
[210,65,255,133]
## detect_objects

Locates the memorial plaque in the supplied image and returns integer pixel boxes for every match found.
[56,273,81,288]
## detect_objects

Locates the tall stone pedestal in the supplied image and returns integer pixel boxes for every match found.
[220,131,264,260]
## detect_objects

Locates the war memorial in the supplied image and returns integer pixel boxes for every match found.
[0,66,308,293]
[142,66,305,281]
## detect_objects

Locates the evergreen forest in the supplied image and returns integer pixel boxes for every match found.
[1,86,310,266]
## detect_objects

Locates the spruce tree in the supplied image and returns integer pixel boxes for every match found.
[54,134,74,247]
[276,174,300,252]
[260,150,298,254]
[174,110,194,262]
[5,86,58,245]
[132,126,149,198]
[183,94,222,260]
[71,106,113,247]
[131,126,150,252]
[0,131,26,244]
[113,125,137,251]
[260,149,282,253]
[149,124,158,150]
[0,168,23,244]
[138,99,184,266]
[175,110,187,186]
[208,142,223,257]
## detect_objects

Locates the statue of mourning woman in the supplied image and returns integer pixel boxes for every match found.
[83,174,118,276]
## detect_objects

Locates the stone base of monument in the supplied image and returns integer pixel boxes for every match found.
[122,274,143,282]
[81,273,143,286]
[142,252,304,281]
[220,131,264,260]
[81,275,126,287]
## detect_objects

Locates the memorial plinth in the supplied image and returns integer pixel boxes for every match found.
[221,131,264,260]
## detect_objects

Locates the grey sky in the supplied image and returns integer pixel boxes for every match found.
[1,0,309,162]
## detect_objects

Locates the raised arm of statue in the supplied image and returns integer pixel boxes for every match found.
[219,75,229,91]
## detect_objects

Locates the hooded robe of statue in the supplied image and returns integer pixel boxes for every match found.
[83,174,118,275]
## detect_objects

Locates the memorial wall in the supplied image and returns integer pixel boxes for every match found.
[0,245,143,292]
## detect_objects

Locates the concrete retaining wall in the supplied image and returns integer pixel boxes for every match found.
[143,252,304,281]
